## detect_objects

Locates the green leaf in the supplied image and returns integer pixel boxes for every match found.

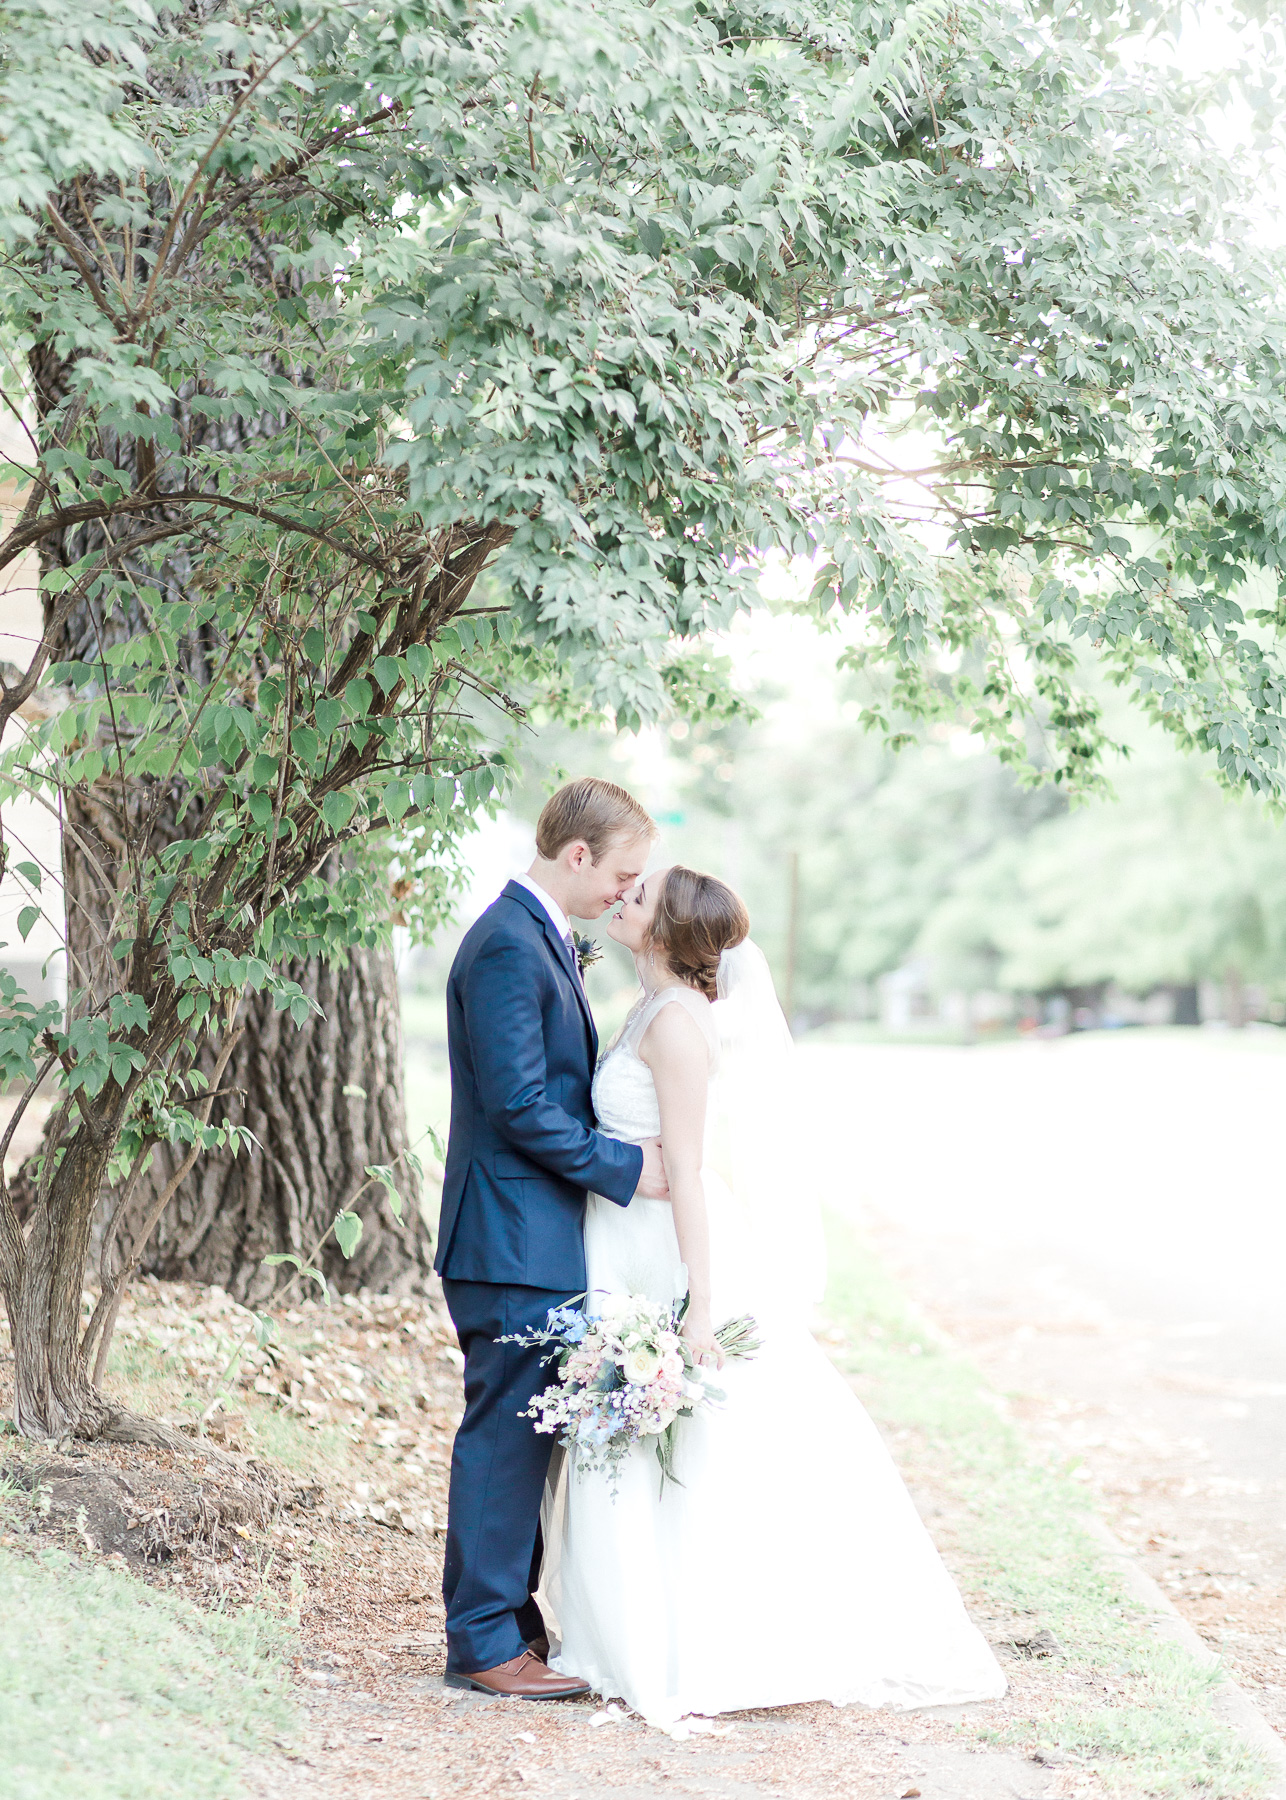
[364,1162,404,1224]
[381,778,411,821]
[109,992,149,1032]
[17,906,39,941]
[262,1251,303,1269]
[247,791,273,827]
[321,789,355,831]
[254,1312,276,1349]
[290,723,320,766]
[333,1209,363,1258]
[14,861,41,889]
[344,678,373,719]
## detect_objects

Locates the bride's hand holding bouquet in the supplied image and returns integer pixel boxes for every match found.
[679,1296,725,1370]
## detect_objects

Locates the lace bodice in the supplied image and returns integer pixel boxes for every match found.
[592,986,718,1144]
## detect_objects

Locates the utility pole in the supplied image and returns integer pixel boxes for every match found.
[784,849,800,1027]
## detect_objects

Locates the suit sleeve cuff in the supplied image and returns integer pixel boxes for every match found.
[602,1141,644,1208]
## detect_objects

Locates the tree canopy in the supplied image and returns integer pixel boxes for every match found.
[1,0,1286,1432]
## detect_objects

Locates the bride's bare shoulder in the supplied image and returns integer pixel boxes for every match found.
[637,988,715,1067]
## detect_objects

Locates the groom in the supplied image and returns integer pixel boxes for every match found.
[435,776,668,1698]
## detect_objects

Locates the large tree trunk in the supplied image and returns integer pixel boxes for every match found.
[124,945,428,1302]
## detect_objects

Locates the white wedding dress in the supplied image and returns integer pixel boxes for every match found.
[538,962,1007,1729]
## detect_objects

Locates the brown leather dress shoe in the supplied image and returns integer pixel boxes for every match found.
[444,1651,591,1700]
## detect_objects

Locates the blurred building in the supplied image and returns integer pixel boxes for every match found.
[873,963,1273,1038]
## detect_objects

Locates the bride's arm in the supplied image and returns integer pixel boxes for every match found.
[638,1004,723,1369]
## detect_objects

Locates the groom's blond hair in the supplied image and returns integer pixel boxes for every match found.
[536,777,655,862]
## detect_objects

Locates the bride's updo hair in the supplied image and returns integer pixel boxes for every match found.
[647,866,750,1000]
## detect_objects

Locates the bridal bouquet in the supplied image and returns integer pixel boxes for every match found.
[504,1294,760,1492]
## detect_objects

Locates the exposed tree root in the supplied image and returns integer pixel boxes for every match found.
[87,1406,201,1454]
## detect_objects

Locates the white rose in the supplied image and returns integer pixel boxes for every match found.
[622,1346,662,1385]
[596,1294,630,1321]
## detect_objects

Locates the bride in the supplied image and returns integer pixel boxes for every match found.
[537,864,1007,1728]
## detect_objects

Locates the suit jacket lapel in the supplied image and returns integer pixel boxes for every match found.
[502,882,598,1054]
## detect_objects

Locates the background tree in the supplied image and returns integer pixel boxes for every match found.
[2,0,1286,1440]
[915,732,1286,1007]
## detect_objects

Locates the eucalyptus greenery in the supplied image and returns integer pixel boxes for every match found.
[0,0,1283,1435]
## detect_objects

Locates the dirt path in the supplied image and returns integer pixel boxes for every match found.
[249,1667,1065,1800]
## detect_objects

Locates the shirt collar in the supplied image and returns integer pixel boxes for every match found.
[513,873,571,943]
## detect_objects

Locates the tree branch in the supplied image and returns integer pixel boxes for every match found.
[0,486,388,583]
[41,203,122,327]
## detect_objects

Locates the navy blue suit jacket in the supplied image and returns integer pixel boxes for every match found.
[434,881,643,1289]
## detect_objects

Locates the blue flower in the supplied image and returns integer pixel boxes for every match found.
[545,1304,588,1343]
[578,1412,616,1450]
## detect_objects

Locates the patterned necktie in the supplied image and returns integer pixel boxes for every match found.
[563,929,583,985]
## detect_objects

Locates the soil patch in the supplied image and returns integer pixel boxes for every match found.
[2,1447,282,1567]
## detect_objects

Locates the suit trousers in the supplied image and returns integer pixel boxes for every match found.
[441,1279,576,1674]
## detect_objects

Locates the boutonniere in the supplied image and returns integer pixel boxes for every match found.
[572,931,603,976]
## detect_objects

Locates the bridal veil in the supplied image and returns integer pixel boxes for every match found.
[711,939,827,1320]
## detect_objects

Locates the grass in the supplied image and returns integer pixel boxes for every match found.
[0,1487,293,1800]
[821,1214,1271,1798]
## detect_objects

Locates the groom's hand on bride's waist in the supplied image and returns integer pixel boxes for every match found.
[633,1137,670,1201]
